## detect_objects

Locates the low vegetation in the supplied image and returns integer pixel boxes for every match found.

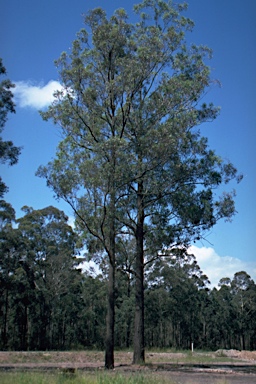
[0,349,245,365]
[0,371,171,384]
[0,370,237,384]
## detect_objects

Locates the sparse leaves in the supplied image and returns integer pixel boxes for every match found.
[0,59,21,197]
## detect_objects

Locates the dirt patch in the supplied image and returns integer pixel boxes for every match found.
[215,349,256,361]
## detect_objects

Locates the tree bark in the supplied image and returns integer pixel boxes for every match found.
[133,181,145,364]
[105,257,115,369]
[3,289,9,348]
[126,274,132,348]
[105,184,116,369]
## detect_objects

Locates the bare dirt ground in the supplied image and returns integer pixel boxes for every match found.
[0,349,256,383]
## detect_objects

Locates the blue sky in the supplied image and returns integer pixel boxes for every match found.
[1,0,255,287]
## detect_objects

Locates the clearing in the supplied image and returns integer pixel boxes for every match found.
[0,349,256,383]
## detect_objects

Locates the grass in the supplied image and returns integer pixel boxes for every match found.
[0,371,236,383]
[0,351,106,365]
[0,349,238,365]
[146,349,236,364]
[0,371,174,384]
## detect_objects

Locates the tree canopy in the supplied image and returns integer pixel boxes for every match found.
[0,58,21,197]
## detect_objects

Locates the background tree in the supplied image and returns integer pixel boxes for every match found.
[230,271,256,350]
[0,59,21,197]
[144,251,209,349]
[0,61,21,342]
[0,201,18,348]
[0,205,85,350]
[79,273,106,349]
[16,206,82,349]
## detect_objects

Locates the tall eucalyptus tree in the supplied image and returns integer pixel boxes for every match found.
[37,0,241,366]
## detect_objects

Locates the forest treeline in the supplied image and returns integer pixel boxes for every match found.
[1,203,255,352]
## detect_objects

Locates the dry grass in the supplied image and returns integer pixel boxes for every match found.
[0,350,243,365]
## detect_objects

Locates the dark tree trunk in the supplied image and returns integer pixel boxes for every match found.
[133,181,145,364]
[105,187,116,369]
[2,289,9,348]
[126,275,132,348]
[105,257,115,369]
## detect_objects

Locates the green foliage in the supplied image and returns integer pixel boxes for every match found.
[0,199,15,228]
[0,58,15,128]
[0,59,21,197]
[0,204,90,350]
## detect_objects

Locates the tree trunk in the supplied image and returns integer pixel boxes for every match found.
[105,257,115,369]
[125,275,132,348]
[133,181,145,364]
[2,289,9,348]
[105,186,116,369]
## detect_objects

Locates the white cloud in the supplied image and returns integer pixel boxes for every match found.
[82,260,101,276]
[188,245,256,288]
[67,216,101,276]
[68,216,75,229]
[13,80,63,109]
